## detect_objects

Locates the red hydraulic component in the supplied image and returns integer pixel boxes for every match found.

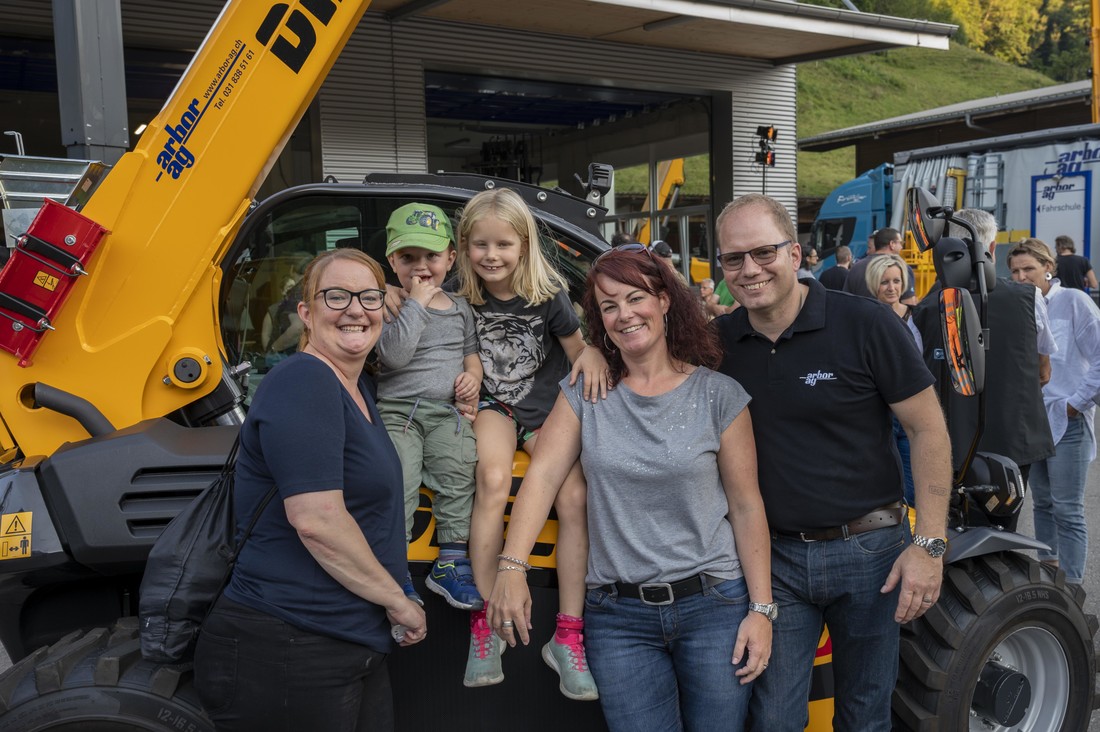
[0,198,107,367]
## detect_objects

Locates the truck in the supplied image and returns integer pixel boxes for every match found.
[808,124,1100,293]
[807,160,894,267]
[0,1,1094,730]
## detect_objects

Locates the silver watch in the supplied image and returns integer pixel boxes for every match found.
[748,601,779,622]
[912,534,948,558]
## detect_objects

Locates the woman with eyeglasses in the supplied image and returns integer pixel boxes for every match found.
[194,249,427,732]
[488,245,773,731]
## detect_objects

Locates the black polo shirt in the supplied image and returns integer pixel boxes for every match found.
[715,278,934,532]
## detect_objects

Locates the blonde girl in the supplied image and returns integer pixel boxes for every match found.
[456,187,602,701]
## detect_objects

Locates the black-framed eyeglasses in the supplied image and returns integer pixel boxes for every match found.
[594,242,654,265]
[716,240,792,271]
[316,287,386,311]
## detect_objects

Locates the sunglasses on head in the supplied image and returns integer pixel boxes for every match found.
[594,242,655,265]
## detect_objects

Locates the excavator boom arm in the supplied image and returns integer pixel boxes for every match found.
[0,0,373,458]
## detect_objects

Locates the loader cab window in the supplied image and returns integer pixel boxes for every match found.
[222,200,365,378]
[220,192,603,403]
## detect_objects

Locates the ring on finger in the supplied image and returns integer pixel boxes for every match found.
[501,620,514,627]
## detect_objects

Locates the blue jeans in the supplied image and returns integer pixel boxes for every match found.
[584,576,752,732]
[194,596,393,732]
[748,523,906,732]
[1030,414,1090,584]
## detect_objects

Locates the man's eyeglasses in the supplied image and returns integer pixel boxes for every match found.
[316,287,386,311]
[716,240,792,271]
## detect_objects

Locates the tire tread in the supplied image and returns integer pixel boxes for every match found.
[892,553,1098,730]
[0,621,211,731]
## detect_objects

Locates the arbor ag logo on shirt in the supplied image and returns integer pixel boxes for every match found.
[799,370,837,386]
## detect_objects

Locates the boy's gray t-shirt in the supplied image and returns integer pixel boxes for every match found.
[561,367,752,587]
[375,293,478,402]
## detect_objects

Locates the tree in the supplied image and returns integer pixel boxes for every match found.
[804,0,1088,81]
[929,0,1043,66]
[1029,0,1092,82]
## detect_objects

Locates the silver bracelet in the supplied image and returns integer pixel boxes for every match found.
[497,554,532,569]
[497,564,528,574]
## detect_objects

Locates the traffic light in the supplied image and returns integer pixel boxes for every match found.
[755,125,777,167]
[756,125,778,143]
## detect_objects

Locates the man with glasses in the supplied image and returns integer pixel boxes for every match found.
[844,227,917,304]
[712,194,952,731]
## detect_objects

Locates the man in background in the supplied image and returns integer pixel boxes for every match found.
[1055,235,1097,292]
[651,240,687,283]
[818,245,851,290]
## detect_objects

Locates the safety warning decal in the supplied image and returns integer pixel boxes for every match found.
[33,271,59,292]
[0,512,32,559]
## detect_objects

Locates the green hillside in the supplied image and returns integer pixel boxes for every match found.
[614,43,1056,200]
[797,42,1057,198]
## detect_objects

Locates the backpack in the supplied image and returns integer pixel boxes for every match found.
[138,435,277,663]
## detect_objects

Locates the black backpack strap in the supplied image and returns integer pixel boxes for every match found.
[237,485,279,549]
[203,436,281,625]
[226,432,278,558]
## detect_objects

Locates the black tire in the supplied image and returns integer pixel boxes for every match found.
[0,618,212,732]
[894,552,1099,731]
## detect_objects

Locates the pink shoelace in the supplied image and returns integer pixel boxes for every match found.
[556,629,590,672]
[471,612,494,660]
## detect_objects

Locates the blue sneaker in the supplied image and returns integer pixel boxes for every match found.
[402,571,424,607]
[425,558,483,610]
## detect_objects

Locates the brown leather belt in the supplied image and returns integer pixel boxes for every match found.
[772,501,906,542]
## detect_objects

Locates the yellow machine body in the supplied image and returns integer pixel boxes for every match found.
[0,0,373,458]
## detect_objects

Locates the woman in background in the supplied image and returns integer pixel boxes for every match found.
[1008,238,1100,587]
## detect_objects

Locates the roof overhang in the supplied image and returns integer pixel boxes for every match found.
[800,80,1092,152]
[375,0,956,65]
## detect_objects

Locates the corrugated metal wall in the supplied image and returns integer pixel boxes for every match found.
[322,12,798,211]
[729,64,798,207]
[0,0,798,212]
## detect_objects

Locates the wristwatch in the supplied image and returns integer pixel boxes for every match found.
[912,534,948,558]
[748,602,779,622]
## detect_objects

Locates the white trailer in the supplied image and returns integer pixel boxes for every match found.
[892,123,1100,276]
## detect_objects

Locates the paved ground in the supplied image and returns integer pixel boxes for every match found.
[1,417,1099,729]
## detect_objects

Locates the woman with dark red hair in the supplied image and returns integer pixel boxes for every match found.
[486,245,773,731]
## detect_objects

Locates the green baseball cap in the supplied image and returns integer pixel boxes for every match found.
[385,203,454,256]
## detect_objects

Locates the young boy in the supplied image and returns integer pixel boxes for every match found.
[375,202,484,610]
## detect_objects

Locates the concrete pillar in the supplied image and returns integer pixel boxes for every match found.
[52,0,130,163]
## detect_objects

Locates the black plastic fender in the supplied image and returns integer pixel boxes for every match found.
[945,525,1051,564]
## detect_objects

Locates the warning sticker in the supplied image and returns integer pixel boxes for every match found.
[0,512,31,559]
[33,272,59,292]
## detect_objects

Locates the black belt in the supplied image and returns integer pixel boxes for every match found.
[772,501,906,542]
[597,573,724,606]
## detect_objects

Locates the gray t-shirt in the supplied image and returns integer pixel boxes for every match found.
[375,293,478,402]
[561,367,752,587]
